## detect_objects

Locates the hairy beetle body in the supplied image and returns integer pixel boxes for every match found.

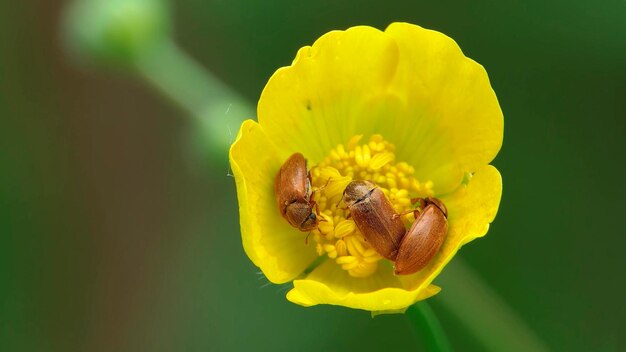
[394,198,448,275]
[343,180,406,260]
[275,153,318,231]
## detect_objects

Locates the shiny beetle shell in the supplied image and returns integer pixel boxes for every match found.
[275,153,318,232]
[394,198,448,275]
[343,180,406,261]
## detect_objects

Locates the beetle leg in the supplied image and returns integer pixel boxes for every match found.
[410,197,427,208]
[392,197,427,219]
[392,208,422,220]
[312,202,329,223]
[311,177,332,199]
[306,171,314,197]
[319,177,332,191]
[304,172,312,197]
[391,198,426,219]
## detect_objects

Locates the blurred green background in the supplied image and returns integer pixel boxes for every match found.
[1,0,625,351]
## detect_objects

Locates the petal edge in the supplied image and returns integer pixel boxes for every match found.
[229,120,319,283]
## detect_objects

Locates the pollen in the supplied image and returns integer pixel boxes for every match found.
[310,135,434,278]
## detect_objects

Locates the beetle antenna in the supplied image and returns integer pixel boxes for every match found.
[336,193,346,209]
[313,201,325,218]
[319,177,332,191]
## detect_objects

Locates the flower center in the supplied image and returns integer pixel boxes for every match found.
[310,135,434,278]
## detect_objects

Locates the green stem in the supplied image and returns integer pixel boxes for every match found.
[407,302,453,352]
[433,259,549,352]
[134,39,253,158]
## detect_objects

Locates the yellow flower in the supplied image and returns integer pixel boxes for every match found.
[229,23,503,312]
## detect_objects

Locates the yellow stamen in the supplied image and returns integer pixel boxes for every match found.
[310,135,434,278]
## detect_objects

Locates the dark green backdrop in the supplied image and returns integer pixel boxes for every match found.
[1,0,625,351]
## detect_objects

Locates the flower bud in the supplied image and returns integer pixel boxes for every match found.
[63,0,171,68]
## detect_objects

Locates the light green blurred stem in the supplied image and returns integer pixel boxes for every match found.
[407,302,453,352]
[133,41,548,352]
[435,259,549,351]
[134,40,253,156]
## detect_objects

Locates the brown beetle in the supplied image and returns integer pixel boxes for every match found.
[342,180,406,260]
[275,153,319,231]
[394,197,448,275]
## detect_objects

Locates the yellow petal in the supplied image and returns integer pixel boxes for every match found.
[229,120,318,283]
[409,164,503,293]
[258,26,400,163]
[441,165,503,245]
[286,164,501,311]
[384,22,504,194]
[287,259,441,311]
